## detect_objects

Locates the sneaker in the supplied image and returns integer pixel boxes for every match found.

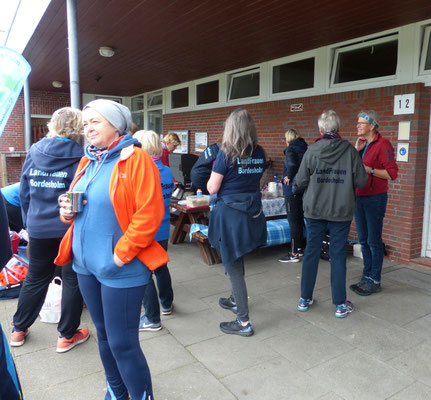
[297,297,313,312]
[349,276,368,292]
[219,296,237,314]
[10,328,29,347]
[161,304,174,316]
[297,248,304,257]
[279,253,300,263]
[219,319,254,337]
[56,328,90,353]
[139,316,162,332]
[350,279,382,296]
[335,300,354,318]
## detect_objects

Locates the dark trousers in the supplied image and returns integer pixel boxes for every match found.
[2,194,23,233]
[143,240,173,323]
[78,273,152,400]
[301,218,351,305]
[13,237,83,338]
[285,194,305,253]
[227,257,249,322]
[355,193,388,283]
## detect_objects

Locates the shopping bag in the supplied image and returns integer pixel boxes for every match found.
[39,277,62,323]
[0,254,28,300]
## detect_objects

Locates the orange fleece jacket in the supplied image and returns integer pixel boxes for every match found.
[55,144,169,271]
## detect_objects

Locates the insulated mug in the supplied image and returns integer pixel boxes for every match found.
[66,191,84,213]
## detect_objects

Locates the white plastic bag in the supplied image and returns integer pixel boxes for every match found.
[39,277,62,323]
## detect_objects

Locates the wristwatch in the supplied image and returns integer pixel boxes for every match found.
[370,168,375,175]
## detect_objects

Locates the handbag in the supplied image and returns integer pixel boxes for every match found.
[39,277,62,323]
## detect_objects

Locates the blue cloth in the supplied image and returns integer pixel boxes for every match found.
[355,192,388,283]
[142,239,173,324]
[19,137,83,238]
[154,159,174,241]
[0,323,23,400]
[208,192,267,271]
[263,219,291,247]
[282,138,308,196]
[189,223,209,241]
[72,134,151,289]
[301,218,351,305]
[212,146,266,196]
[0,183,20,207]
[77,273,152,400]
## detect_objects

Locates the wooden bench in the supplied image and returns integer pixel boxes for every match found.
[191,231,221,265]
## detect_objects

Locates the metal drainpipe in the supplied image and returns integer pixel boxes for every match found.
[23,79,31,151]
[67,0,80,109]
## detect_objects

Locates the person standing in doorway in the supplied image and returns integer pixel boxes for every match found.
[350,111,398,296]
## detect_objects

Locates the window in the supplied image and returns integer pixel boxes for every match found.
[131,96,144,111]
[420,26,431,73]
[272,58,314,93]
[196,80,219,105]
[147,91,163,108]
[171,87,189,108]
[132,113,144,129]
[331,35,398,85]
[228,68,260,100]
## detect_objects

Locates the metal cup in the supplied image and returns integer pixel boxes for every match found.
[66,191,84,213]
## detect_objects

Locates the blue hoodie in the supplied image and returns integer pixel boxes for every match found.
[71,134,156,288]
[154,159,174,242]
[282,137,308,196]
[19,137,83,238]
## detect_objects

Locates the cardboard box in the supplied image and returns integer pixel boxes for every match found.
[186,195,209,208]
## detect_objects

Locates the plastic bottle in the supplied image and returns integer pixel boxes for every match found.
[196,189,203,197]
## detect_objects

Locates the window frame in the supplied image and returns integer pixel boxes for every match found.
[195,78,220,107]
[330,34,399,88]
[169,84,190,110]
[269,51,317,97]
[419,25,431,75]
[147,90,163,109]
[227,67,261,102]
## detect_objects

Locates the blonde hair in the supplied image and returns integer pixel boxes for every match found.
[222,108,257,161]
[46,107,83,141]
[134,130,162,157]
[162,132,181,146]
[285,128,300,143]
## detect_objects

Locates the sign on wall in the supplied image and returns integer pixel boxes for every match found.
[397,143,409,162]
[394,94,415,115]
[195,132,208,152]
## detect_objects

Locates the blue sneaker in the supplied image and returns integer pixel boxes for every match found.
[161,304,174,315]
[297,297,313,312]
[335,300,354,318]
[220,319,254,337]
[219,296,237,314]
[139,316,162,332]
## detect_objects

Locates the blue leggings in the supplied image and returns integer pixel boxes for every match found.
[77,274,152,400]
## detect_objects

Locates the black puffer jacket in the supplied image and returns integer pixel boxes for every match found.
[282,137,308,196]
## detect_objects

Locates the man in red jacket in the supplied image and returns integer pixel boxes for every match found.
[350,110,398,296]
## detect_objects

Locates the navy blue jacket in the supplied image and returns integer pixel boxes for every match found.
[20,137,83,238]
[208,192,266,271]
[190,143,220,194]
[282,137,308,196]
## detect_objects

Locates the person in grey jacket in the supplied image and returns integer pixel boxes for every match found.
[295,109,367,318]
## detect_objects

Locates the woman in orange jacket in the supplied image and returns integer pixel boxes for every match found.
[57,99,167,400]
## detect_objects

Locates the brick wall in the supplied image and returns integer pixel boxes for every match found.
[0,90,70,184]
[164,83,431,263]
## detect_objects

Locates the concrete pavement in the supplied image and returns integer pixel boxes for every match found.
[2,240,431,399]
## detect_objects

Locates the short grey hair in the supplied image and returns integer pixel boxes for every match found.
[358,110,379,129]
[318,109,341,133]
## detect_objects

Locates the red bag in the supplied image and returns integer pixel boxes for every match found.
[0,255,28,287]
[10,232,20,254]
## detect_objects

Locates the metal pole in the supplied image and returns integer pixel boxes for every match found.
[66,0,80,108]
[23,79,31,151]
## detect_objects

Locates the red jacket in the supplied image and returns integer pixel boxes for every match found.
[356,133,398,197]
[55,144,169,271]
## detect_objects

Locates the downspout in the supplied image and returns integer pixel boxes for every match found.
[66,0,80,109]
[23,79,31,151]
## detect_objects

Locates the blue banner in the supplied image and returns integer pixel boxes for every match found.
[0,47,31,138]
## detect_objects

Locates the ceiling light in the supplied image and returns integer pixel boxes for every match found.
[98,46,115,57]
[52,80,63,88]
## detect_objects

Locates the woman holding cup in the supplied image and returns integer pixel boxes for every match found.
[11,107,88,352]
[56,99,167,400]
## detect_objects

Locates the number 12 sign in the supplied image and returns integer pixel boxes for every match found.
[394,94,415,115]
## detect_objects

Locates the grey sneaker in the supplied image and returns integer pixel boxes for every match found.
[279,253,300,263]
[351,279,381,296]
[220,319,254,337]
[219,296,237,314]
